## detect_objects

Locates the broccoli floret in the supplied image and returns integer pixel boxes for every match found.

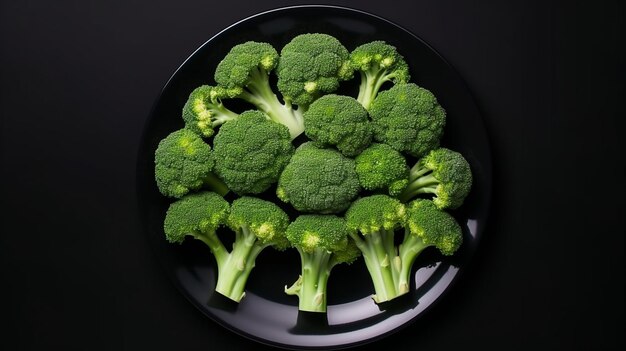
[212,110,294,195]
[369,83,446,158]
[215,196,291,301]
[214,41,304,139]
[345,195,407,303]
[303,94,372,157]
[164,193,290,302]
[354,143,409,196]
[397,199,463,292]
[154,129,229,198]
[277,33,353,108]
[182,85,239,138]
[284,215,360,312]
[398,147,473,209]
[276,143,361,214]
[350,41,411,110]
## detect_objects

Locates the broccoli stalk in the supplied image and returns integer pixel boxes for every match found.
[397,199,463,291]
[215,196,291,301]
[397,147,473,209]
[284,215,360,312]
[164,193,290,302]
[346,195,463,303]
[350,41,411,110]
[345,195,408,303]
[214,41,304,139]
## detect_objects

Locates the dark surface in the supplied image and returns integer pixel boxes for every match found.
[1,0,623,350]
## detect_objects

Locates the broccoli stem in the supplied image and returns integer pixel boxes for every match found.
[203,172,230,197]
[210,105,239,126]
[397,229,429,292]
[398,174,439,203]
[285,248,332,312]
[357,68,391,110]
[214,226,267,302]
[350,228,405,303]
[237,68,304,139]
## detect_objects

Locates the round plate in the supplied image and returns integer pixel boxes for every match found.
[137,5,492,350]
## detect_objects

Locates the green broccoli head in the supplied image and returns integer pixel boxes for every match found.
[399,147,473,209]
[277,33,353,107]
[354,143,409,196]
[181,85,239,138]
[163,191,230,244]
[285,215,352,255]
[154,129,214,198]
[350,41,411,110]
[277,143,361,214]
[369,83,446,158]
[405,199,463,256]
[303,94,373,157]
[214,41,279,94]
[227,196,290,250]
[345,194,407,235]
[213,110,294,195]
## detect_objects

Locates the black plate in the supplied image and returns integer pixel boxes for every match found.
[137,5,492,350]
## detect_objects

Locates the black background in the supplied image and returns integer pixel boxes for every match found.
[1,0,623,350]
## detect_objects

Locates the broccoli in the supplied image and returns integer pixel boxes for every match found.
[346,195,463,303]
[398,147,473,209]
[164,193,290,302]
[277,33,353,108]
[218,196,291,301]
[354,143,409,196]
[182,85,239,138]
[349,41,411,110]
[369,83,446,158]
[212,110,294,195]
[154,129,229,198]
[276,143,361,214]
[284,215,360,312]
[214,41,304,139]
[397,199,463,293]
[345,195,407,303]
[303,94,373,157]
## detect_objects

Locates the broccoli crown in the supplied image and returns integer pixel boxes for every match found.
[420,147,473,209]
[303,94,373,157]
[276,33,353,107]
[405,199,463,255]
[350,40,410,84]
[163,192,230,244]
[154,129,214,198]
[213,110,294,195]
[227,196,290,249]
[214,41,279,93]
[277,143,361,214]
[369,83,446,158]
[181,85,238,138]
[285,215,350,254]
[345,194,407,234]
[354,143,409,195]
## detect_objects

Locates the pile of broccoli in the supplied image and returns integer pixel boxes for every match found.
[154,33,474,313]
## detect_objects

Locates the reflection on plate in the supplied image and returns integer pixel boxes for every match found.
[137,5,491,350]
